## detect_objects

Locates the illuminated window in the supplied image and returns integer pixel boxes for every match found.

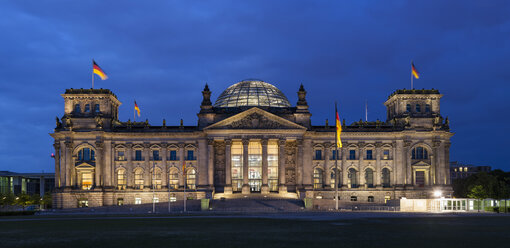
[78,199,88,208]
[313,168,323,189]
[117,151,125,161]
[81,172,93,190]
[117,198,124,206]
[134,168,144,189]
[84,104,90,112]
[231,141,243,192]
[267,141,279,192]
[168,167,179,189]
[330,168,340,189]
[186,168,196,190]
[248,141,262,192]
[412,146,429,159]
[135,198,141,205]
[153,197,159,203]
[383,149,390,160]
[117,169,126,190]
[384,195,391,204]
[152,168,162,189]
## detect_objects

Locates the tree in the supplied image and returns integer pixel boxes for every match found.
[42,192,52,209]
[15,193,33,211]
[468,185,488,212]
[0,192,16,207]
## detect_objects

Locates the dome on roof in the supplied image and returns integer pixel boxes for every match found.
[214,80,291,108]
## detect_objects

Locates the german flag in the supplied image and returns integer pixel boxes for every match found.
[412,62,419,79]
[93,60,108,80]
[336,103,342,148]
[134,101,141,117]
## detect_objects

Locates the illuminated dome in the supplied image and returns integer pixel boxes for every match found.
[214,80,291,108]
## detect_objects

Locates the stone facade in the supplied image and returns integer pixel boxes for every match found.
[51,81,453,208]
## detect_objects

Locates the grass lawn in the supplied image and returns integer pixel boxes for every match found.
[1,214,509,248]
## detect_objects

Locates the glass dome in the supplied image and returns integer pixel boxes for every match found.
[214,80,291,108]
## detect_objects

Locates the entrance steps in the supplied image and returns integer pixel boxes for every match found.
[210,198,305,212]
[213,192,299,200]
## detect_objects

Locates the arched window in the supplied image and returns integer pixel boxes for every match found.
[168,167,179,189]
[382,168,391,187]
[330,168,341,189]
[365,168,374,188]
[412,146,429,159]
[117,168,126,190]
[313,168,323,189]
[348,168,358,188]
[186,168,196,190]
[84,104,90,112]
[78,148,95,162]
[74,104,80,113]
[134,168,144,189]
[152,168,162,189]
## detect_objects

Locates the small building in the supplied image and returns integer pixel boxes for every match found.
[400,198,477,212]
[0,171,55,196]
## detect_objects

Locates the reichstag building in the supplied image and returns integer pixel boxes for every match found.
[51,80,453,208]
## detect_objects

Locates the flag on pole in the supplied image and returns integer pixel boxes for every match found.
[182,160,186,176]
[411,62,420,79]
[92,60,108,80]
[134,101,141,117]
[336,104,342,148]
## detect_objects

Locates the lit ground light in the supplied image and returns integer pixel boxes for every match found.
[1,214,509,248]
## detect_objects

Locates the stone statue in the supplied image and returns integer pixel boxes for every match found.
[95,115,102,128]
[56,117,62,129]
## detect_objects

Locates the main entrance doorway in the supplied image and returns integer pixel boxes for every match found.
[248,141,262,192]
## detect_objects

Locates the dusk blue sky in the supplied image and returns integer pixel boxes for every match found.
[1,1,509,173]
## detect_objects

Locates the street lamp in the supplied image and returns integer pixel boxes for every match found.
[433,190,442,198]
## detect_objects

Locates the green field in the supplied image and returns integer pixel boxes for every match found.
[1,214,509,248]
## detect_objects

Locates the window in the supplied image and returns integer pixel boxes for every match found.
[248,141,262,192]
[117,169,126,190]
[152,150,160,161]
[350,196,357,202]
[330,168,340,189]
[406,104,411,112]
[384,195,391,204]
[231,142,243,192]
[169,150,177,160]
[314,150,322,160]
[81,172,93,190]
[74,104,80,113]
[366,150,373,160]
[135,150,143,161]
[383,149,390,160]
[365,168,374,188]
[412,146,429,159]
[349,150,356,160]
[153,197,159,203]
[416,104,421,112]
[186,168,196,190]
[331,150,339,160]
[313,168,323,189]
[135,198,142,205]
[267,141,279,192]
[78,148,95,161]
[84,104,90,112]
[95,104,100,113]
[117,198,124,206]
[382,168,391,187]
[187,150,195,160]
[134,168,144,189]
[152,168,162,189]
[368,196,375,202]
[415,171,425,187]
[78,199,88,208]
[425,104,430,113]
[117,151,125,161]
[168,168,179,189]
[348,168,358,188]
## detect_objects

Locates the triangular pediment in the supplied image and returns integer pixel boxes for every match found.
[412,160,430,167]
[204,107,306,130]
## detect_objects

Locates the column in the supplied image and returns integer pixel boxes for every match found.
[64,141,73,187]
[302,138,313,189]
[341,146,347,188]
[53,143,61,188]
[444,142,451,185]
[178,143,185,188]
[143,144,150,188]
[278,139,287,193]
[375,142,382,187]
[95,141,103,188]
[207,139,214,188]
[296,139,304,187]
[104,140,112,188]
[197,139,208,188]
[161,144,168,188]
[224,139,232,194]
[324,143,331,189]
[242,139,250,194]
[358,143,365,187]
[404,140,412,186]
[126,144,133,188]
[261,139,269,194]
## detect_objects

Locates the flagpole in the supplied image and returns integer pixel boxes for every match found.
[411,70,413,89]
[133,100,136,122]
[335,102,339,211]
[365,100,368,122]
[183,164,187,212]
[91,60,95,89]
[152,160,156,213]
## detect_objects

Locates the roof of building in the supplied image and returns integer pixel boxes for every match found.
[214,80,291,108]
[387,89,440,99]
[64,88,118,98]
